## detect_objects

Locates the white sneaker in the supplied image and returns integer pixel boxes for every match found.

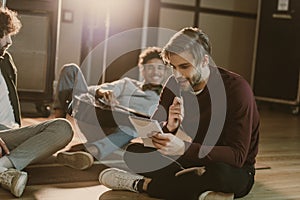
[0,168,28,197]
[99,168,143,192]
[199,191,234,200]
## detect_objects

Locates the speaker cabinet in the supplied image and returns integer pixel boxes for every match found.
[252,0,300,114]
[7,0,59,117]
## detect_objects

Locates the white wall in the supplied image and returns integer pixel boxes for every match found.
[56,0,83,79]
[57,0,259,83]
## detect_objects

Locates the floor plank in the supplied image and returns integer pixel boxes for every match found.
[0,106,299,199]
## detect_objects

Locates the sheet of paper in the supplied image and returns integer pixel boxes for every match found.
[129,116,163,147]
[129,116,163,138]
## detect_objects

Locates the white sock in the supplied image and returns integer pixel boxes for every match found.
[0,167,7,173]
[0,156,14,169]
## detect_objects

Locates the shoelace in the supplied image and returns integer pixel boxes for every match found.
[115,173,140,191]
[0,172,13,187]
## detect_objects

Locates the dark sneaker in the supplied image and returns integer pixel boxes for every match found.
[57,151,94,170]
[0,168,28,197]
[199,191,234,200]
[99,168,143,192]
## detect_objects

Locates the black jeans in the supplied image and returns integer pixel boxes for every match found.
[124,143,255,200]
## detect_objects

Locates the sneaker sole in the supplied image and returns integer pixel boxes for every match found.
[12,171,28,198]
[98,168,142,192]
[98,168,111,185]
[199,191,234,200]
[57,151,94,170]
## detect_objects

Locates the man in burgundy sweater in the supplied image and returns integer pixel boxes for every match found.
[99,27,260,200]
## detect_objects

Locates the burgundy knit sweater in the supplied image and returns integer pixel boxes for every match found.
[152,66,260,168]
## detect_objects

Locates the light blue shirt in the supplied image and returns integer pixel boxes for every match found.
[0,70,18,129]
[88,77,160,116]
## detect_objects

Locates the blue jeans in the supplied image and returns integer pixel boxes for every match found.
[55,64,137,160]
[54,63,88,113]
[89,126,137,160]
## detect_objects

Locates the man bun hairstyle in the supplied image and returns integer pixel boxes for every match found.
[162,27,212,67]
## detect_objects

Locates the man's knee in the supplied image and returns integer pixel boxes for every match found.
[205,162,233,189]
[51,118,74,143]
[60,63,80,77]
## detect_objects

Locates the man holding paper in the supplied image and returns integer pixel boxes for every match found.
[99,27,260,200]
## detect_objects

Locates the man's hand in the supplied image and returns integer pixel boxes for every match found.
[96,89,119,106]
[151,133,185,156]
[167,97,184,132]
[0,138,10,157]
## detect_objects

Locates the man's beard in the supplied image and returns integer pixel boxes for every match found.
[175,65,210,92]
[184,65,209,92]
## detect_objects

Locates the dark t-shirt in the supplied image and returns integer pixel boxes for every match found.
[152,66,260,168]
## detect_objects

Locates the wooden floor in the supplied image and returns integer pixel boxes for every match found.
[0,104,299,200]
